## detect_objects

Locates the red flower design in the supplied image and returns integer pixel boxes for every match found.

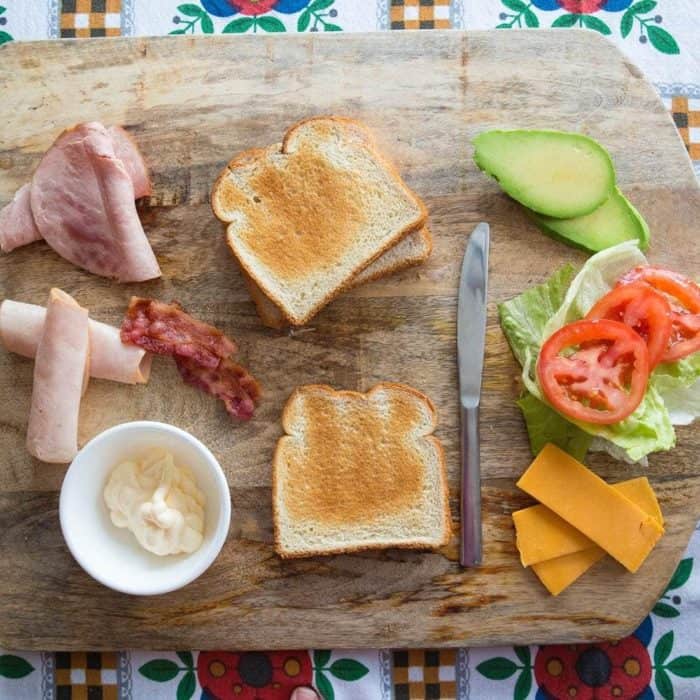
[558,0,607,11]
[227,0,278,15]
[198,650,313,700]
[535,637,651,700]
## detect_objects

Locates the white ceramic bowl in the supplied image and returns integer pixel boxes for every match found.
[60,421,231,595]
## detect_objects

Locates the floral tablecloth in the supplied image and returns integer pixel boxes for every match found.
[0,1,699,699]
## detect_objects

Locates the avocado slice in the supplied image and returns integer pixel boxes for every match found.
[531,187,649,253]
[473,130,615,218]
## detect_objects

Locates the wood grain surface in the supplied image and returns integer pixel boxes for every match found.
[0,30,698,651]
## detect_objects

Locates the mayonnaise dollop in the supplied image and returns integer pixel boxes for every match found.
[104,449,206,556]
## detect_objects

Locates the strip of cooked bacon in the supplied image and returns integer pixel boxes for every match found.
[175,356,261,421]
[121,298,237,369]
[120,297,260,419]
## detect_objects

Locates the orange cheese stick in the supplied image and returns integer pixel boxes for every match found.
[516,444,664,573]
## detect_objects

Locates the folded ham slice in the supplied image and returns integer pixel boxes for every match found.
[0,184,42,253]
[0,123,152,254]
[26,289,89,463]
[121,298,260,420]
[0,300,152,384]
[30,122,161,282]
[108,126,152,199]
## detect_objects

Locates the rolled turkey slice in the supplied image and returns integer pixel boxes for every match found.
[26,289,90,463]
[0,184,42,253]
[30,123,161,282]
[0,300,152,384]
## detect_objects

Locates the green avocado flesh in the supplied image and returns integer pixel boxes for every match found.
[532,187,650,253]
[473,129,616,218]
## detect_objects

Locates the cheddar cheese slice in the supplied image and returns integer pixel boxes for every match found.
[516,444,664,573]
[518,477,663,596]
[532,549,606,597]
[513,477,663,566]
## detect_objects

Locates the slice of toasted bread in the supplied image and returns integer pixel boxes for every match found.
[273,383,451,558]
[248,226,433,329]
[212,117,427,326]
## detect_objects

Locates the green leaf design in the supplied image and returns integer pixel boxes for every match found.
[200,14,214,34]
[655,667,674,700]
[177,651,194,668]
[655,631,674,666]
[310,0,335,10]
[523,9,539,28]
[514,646,530,666]
[667,655,700,677]
[552,14,579,28]
[629,0,657,12]
[501,0,528,11]
[582,15,611,34]
[0,655,34,679]
[223,17,255,33]
[620,9,634,38]
[0,30,12,44]
[329,659,369,681]
[496,23,512,29]
[139,659,180,683]
[514,667,532,700]
[323,23,342,31]
[314,650,332,667]
[0,7,6,15]
[315,670,335,700]
[667,558,693,590]
[297,9,311,31]
[653,602,681,618]
[258,15,286,32]
[177,671,196,700]
[178,3,204,17]
[646,25,680,54]
[476,657,519,680]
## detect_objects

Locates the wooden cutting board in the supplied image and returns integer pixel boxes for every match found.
[0,29,698,651]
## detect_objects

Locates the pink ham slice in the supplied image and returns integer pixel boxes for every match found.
[0,184,42,253]
[26,289,90,463]
[0,124,151,253]
[0,300,152,384]
[108,126,153,199]
[30,122,161,282]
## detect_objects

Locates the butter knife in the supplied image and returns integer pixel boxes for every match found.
[458,222,490,567]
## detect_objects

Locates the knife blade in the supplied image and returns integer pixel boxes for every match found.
[457,222,490,567]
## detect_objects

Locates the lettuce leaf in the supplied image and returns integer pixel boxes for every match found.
[517,393,592,462]
[651,354,700,426]
[498,264,576,367]
[499,241,682,462]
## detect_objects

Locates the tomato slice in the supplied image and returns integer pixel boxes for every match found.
[619,266,700,362]
[537,319,649,425]
[585,281,672,369]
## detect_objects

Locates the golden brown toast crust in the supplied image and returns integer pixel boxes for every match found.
[247,226,433,329]
[211,116,428,326]
[272,382,452,558]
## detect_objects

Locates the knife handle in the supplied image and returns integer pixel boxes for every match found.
[460,404,482,567]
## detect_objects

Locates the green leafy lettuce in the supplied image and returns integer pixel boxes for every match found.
[499,241,696,463]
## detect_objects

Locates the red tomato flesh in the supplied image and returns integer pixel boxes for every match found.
[537,319,650,425]
[585,281,672,369]
[619,266,700,362]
